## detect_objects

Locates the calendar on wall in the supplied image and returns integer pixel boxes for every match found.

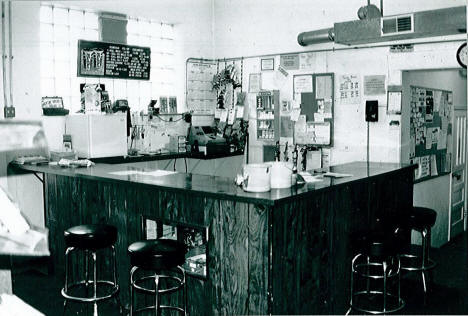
[186,59,218,115]
[409,85,452,180]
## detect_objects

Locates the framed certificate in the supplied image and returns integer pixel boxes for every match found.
[261,58,274,71]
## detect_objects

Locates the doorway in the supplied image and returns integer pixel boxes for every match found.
[402,68,467,246]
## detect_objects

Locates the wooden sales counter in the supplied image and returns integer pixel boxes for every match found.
[11,161,414,315]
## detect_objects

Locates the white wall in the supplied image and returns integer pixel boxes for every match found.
[7,0,214,120]
[213,0,466,58]
[212,1,466,166]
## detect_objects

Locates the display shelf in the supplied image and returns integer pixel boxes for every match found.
[256,90,280,141]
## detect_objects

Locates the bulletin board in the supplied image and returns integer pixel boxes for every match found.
[409,85,452,181]
[293,73,334,146]
[186,59,218,115]
[186,53,336,149]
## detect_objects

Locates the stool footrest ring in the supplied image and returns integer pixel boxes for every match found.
[61,280,119,303]
[132,274,184,295]
[400,255,437,271]
[351,291,405,315]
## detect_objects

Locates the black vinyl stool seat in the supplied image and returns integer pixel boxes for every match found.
[400,207,437,299]
[348,228,405,315]
[128,239,188,316]
[61,224,120,316]
[405,207,437,231]
[64,224,117,250]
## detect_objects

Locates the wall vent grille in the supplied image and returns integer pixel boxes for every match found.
[382,14,414,36]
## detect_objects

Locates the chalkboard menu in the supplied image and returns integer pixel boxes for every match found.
[77,40,151,80]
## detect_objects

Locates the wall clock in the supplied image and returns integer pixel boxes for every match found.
[456,42,468,68]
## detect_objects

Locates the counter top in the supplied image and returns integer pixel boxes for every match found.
[12,162,414,206]
[89,151,244,164]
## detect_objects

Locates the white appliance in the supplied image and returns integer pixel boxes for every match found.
[66,113,127,158]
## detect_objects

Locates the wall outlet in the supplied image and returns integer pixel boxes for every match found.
[4,107,15,118]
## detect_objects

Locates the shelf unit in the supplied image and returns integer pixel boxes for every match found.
[256,90,280,141]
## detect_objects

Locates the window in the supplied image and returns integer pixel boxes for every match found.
[40,4,176,113]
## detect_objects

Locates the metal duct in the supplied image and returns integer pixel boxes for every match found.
[297,28,334,46]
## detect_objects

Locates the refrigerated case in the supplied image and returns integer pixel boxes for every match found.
[66,113,127,158]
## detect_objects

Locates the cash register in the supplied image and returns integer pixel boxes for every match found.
[188,126,229,155]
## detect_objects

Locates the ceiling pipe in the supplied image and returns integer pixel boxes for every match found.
[2,1,8,110]
[297,27,334,47]
[8,0,13,110]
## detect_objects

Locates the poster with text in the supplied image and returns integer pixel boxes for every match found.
[338,74,361,104]
[364,75,386,95]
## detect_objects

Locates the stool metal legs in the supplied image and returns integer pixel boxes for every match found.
[348,253,405,315]
[401,227,437,299]
[62,246,120,315]
[129,265,186,315]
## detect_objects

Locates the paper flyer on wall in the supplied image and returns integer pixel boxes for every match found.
[316,76,333,99]
[338,74,360,104]
[293,75,313,95]
[364,75,386,95]
[420,155,430,178]
[437,130,447,150]
[249,73,262,93]
[299,52,315,70]
[431,127,439,145]
[387,91,401,114]
[314,113,325,122]
[315,124,330,144]
[290,108,301,122]
[280,100,291,116]
[425,127,433,150]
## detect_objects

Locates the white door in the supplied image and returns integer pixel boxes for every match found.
[450,109,467,239]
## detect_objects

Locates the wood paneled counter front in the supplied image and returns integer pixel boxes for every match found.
[11,162,414,315]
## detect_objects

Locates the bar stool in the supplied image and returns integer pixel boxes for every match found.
[61,224,120,315]
[400,207,437,297]
[348,229,405,315]
[128,239,187,315]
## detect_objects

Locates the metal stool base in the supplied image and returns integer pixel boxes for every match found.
[400,227,436,298]
[130,265,186,316]
[349,254,405,315]
[62,246,121,315]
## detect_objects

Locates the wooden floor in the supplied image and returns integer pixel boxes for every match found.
[11,232,468,315]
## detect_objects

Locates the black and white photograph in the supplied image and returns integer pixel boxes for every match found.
[0,0,467,315]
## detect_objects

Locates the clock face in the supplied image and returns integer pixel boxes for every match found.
[457,42,468,68]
